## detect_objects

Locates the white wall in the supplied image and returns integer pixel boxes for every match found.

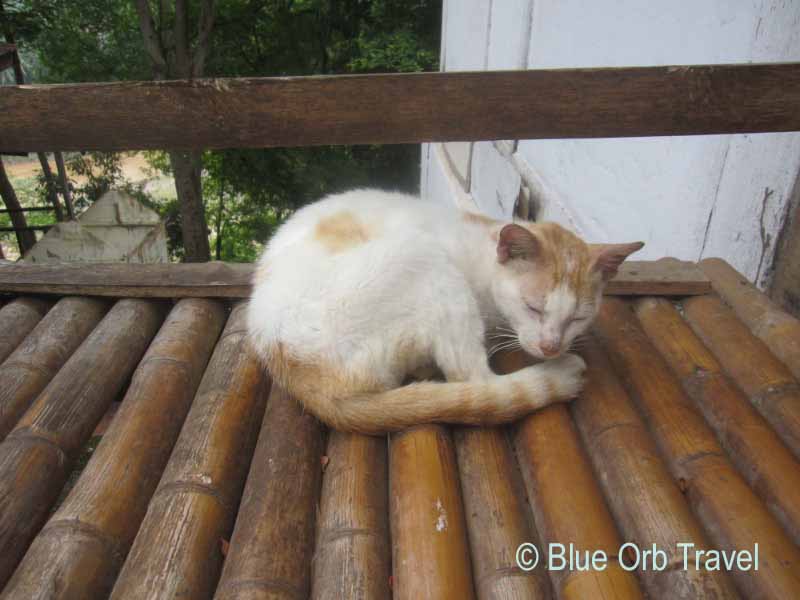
[422,0,800,286]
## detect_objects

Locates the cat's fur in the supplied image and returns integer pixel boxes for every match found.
[247,189,643,433]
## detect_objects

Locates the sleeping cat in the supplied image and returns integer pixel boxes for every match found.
[247,189,643,433]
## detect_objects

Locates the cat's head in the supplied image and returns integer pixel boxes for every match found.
[491,222,643,360]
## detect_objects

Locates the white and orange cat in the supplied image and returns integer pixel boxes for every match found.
[247,189,643,433]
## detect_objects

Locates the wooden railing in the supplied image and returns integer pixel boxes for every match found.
[1,63,800,152]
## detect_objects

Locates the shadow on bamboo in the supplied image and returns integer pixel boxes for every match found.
[215,384,324,600]
[109,302,268,600]
[496,350,644,600]
[0,298,166,588]
[595,298,800,599]
[1,298,226,600]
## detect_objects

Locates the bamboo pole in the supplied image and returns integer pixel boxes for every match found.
[390,425,476,600]
[595,298,800,599]
[109,302,268,600]
[0,298,165,588]
[0,297,50,364]
[496,350,643,600]
[700,258,800,379]
[682,293,800,459]
[1,299,226,600]
[310,431,390,600]
[572,338,738,598]
[634,296,800,545]
[453,426,552,599]
[214,385,325,600]
[0,296,108,440]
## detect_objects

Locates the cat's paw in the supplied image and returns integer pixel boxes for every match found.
[538,353,586,402]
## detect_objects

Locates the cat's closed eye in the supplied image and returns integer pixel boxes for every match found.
[526,304,542,316]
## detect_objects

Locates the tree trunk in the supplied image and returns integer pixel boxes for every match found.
[169,150,210,262]
[0,158,37,254]
[215,173,224,261]
[36,154,65,222]
[53,152,75,219]
[134,0,215,262]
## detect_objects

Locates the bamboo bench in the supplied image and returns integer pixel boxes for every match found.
[1,63,800,599]
[0,259,796,598]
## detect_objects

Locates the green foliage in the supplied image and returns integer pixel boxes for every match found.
[10,0,442,262]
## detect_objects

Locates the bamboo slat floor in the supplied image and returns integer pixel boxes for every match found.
[0,258,798,600]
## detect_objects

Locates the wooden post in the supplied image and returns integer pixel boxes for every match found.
[700,258,800,380]
[215,385,325,600]
[634,296,800,545]
[390,425,476,600]
[453,426,552,599]
[682,293,800,459]
[109,302,268,600]
[0,299,226,600]
[595,298,800,599]
[496,350,644,600]
[53,151,75,219]
[35,153,65,221]
[0,298,166,587]
[572,338,738,598]
[0,296,108,440]
[310,431,390,600]
[0,297,50,364]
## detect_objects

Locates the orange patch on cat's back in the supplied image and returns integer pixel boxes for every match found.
[314,210,372,253]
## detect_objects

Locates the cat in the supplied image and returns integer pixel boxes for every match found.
[247,189,643,434]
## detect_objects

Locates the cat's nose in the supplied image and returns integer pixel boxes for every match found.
[539,340,561,357]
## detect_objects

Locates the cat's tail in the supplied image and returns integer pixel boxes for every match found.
[302,355,585,435]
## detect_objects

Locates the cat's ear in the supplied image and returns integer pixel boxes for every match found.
[497,224,540,263]
[589,242,645,280]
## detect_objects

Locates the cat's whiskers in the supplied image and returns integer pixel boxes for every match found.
[488,338,522,359]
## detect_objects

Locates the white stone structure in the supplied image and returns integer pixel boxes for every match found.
[422,0,800,286]
[25,190,168,263]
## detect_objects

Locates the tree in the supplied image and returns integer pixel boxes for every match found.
[0,160,37,254]
[8,0,441,261]
[132,0,215,261]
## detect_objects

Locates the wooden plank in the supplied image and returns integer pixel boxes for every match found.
[608,259,710,296]
[497,350,644,600]
[0,262,253,298]
[3,63,800,152]
[390,425,476,600]
[682,293,800,459]
[453,427,552,599]
[1,299,226,600]
[595,298,800,599]
[0,299,166,588]
[0,296,108,441]
[573,338,738,598]
[214,385,324,600]
[310,432,390,600]
[109,302,268,600]
[634,296,800,545]
[700,257,800,380]
[0,259,709,299]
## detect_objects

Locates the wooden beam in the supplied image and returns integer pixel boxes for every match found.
[2,63,800,151]
[0,259,709,298]
[0,262,254,298]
